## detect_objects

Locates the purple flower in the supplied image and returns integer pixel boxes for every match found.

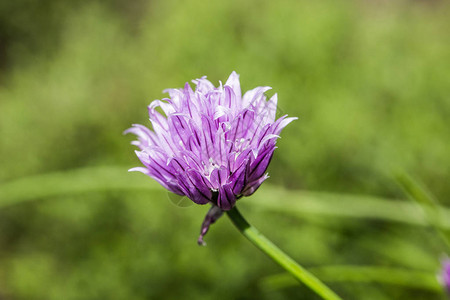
[126,71,296,244]
[441,259,450,292]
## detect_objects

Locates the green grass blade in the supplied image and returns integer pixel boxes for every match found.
[245,186,450,229]
[0,166,159,208]
[1,167,450,231]
[261,266,442,292]
[395,172,450,250]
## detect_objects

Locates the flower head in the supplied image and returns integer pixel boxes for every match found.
[126,71,296,244]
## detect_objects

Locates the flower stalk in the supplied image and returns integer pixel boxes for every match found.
[226,206,343,300]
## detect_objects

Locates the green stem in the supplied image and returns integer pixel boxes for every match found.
[226,206,343,300]
[395,172,450,252]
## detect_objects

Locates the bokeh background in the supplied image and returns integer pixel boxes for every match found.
[1,0,449,299]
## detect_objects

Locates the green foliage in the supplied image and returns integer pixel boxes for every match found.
[261,266,441,292]
[1,0,450,299]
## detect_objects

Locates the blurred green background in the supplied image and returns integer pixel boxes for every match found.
[1,0,449,299]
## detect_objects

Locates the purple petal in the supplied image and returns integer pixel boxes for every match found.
[224,71,241,101]
[168,114,191,148]
[148,99,175,116]
[198,205,223,246]
[247,146,275,182]
[271,115,298,135]
[266,93,278,123]
[257,134,280,150]
[176,173,210,205]
[217,184,235,210]
[242,174,269,196]
[182,82,199,120]
[225,109,254,150]
[167,157,188,174]
[213,105,230,120]
[124,124,159,149]
[242,86,271,108]
[209,167,228,189]
[201,114,217,146]
[213,128,226,165]
[223,85,237,110]
[148,104,169,131]
[192,76,215,94]
[228,159,248,195]
[186,169,212,201]
[248,123,271,149]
